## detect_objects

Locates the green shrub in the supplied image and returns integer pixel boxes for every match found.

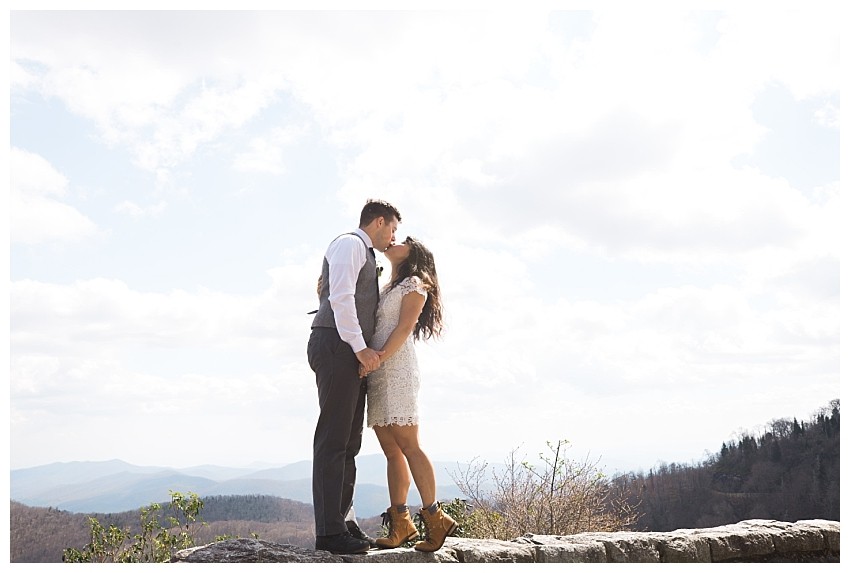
[63,490,205,563]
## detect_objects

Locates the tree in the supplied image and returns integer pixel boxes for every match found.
[451,439,640,540]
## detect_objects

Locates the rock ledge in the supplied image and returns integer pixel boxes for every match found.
[172,519,839,563]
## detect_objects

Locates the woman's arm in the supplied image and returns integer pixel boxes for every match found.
[378,290,426,362]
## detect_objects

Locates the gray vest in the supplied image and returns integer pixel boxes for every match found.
[311,233,379,344]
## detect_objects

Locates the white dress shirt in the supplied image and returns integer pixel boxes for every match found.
[326,228,374,353]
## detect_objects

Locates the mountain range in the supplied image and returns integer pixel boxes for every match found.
[10,455,473,519]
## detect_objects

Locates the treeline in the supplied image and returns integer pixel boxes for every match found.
[612,400,840,531]
[190,494,313,523]
[10,494,316,563]
[10,502,92,563]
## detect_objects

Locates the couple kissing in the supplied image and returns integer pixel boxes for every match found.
[307,199,456,555]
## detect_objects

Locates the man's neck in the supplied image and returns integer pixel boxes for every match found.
[354,227,374,248]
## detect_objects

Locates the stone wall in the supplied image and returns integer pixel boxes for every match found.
[173,519,839,563]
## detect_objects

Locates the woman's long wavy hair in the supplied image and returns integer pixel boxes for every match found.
[390,236,443,341]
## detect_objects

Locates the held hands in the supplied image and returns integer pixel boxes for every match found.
[356,347,385,378]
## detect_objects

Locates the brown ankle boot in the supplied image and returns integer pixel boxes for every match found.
[375,505,419,549]
[414,504,458,552]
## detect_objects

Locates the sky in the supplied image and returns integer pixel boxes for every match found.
[6,3,843,479]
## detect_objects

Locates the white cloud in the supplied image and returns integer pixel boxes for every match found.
[9,148,98,244]
[132,79,282,173]
[10,353,318,468]
[232,124,309,174]
[323,10,839,278]
[9,59,38,91]
[114,200,168,218]
[813,101,839,129]
[9,9,840,472]
[411,273,838,470]
[8,247,329,467]
[713,9,840,100]
[11,273,298,356]
[12,12,285,178]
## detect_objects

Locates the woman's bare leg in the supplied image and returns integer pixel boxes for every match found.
[388,424,436,507]
[374,425,411,506]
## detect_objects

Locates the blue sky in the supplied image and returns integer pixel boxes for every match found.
[7,4,842,478]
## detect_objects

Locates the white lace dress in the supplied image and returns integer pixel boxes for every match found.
[366,276,428,428]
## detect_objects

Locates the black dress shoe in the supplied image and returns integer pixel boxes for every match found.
[315,531,370,554]
[346,520,378,548]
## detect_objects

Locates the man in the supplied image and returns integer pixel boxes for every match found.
[307,199,401,554]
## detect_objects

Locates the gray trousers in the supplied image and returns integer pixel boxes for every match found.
[307,327,367,537]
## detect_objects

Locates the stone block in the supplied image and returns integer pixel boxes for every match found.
[656,534,712,563]
[448,538,536,563]
[701,523,775,562]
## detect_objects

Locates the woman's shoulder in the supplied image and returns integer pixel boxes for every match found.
[400,275,423,286]
[398,275,428,297]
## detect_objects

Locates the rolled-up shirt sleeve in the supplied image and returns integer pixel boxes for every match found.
[326,234,368,353]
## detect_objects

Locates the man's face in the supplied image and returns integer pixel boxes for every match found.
[374,216,399,251]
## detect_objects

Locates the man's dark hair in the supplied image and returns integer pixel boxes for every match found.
[359,199,401,227]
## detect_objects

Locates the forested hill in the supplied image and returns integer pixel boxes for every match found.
[613,400,840,531]
[10,494,315,563]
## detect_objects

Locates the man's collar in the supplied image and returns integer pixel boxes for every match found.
[353,227,374,249]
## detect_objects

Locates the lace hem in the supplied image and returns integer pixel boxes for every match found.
[368,415,419,428]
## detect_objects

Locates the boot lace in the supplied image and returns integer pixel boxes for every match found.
[379,511,395,537]
[414,510,432,541]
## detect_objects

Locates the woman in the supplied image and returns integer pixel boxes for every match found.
[363,236,457,552]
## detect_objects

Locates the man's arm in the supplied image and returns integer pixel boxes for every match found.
[326,235,383,372]
[326,235,368,352]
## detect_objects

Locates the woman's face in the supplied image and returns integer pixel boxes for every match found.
[384,242,411,265]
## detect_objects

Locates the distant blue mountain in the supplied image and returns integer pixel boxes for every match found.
[174,464,267,481]
[10,455,474,519]
[11,460,170,498]
[237,460,313,482]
